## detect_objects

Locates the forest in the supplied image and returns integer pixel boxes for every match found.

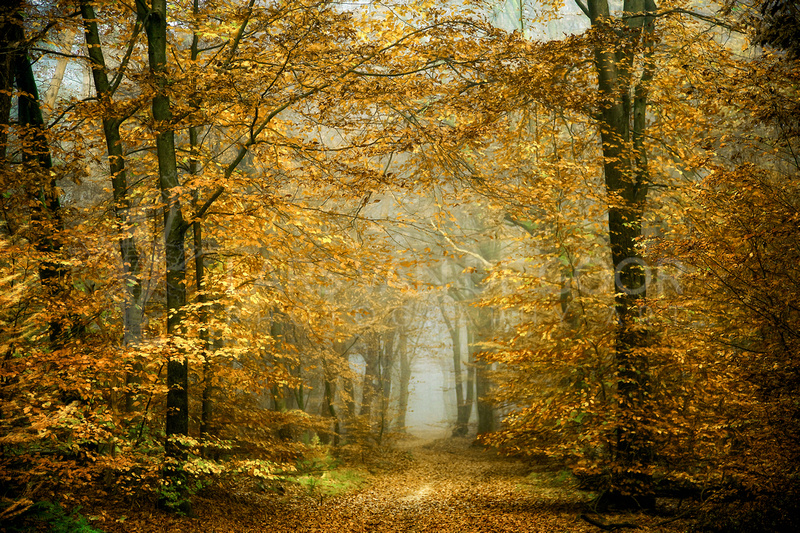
[0,0,798,531]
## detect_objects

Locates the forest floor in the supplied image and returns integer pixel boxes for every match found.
[82,436,693,533]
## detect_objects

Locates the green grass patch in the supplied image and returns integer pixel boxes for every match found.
[295,467,368,498]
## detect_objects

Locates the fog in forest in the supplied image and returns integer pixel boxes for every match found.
[404,358,455,439]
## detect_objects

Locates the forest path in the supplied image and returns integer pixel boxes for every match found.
[95,437,687,532]
[302,436,592,533]
[196,437,594,533]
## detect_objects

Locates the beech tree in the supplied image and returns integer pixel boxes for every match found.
[582,0,658,507]
[79,0,144,413]
[1,1,68,345]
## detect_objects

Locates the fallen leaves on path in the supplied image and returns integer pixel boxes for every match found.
[87,438,690,532]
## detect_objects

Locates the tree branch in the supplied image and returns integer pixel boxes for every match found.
[222,0,257,69]
[623,8,745,33]
[431,221,492,268]
[574,0,590,18]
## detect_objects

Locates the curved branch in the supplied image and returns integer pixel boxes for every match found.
[574,0,590,18]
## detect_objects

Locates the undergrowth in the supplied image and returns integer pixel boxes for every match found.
[287,443,368,499]
[6,501,104,533]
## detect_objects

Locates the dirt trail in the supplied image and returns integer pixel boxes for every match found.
[97,438,684,532]
[303,437,591,533]
[197,437,593,533]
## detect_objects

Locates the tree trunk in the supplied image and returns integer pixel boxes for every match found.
[463,303,495,436]
[469,316,494,435]
[466,341,475,422]
[136,0,190,512]
[474,363,494,435]
[0,6,14,164]
[377,330,395,443]
[80,1,145,414]
[396,327,411,432]
[441,301,470,437]
[42,28,76,116]
[343,373,356,436]
[321,371,339,445]
[586,0,657,509]
[359,349,377,421]
[185,0,217,442]
[5,3,67,345]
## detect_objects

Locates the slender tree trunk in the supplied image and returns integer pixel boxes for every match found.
[343,373,356,437]
[42,28,76,116]
[295,380,306,411]
[137,0,190,511]
[0,6,14,164]
[183,0,217,441]
[466,339,475,422]
[395,327,411,431]
[194,211,215,440]
[194,208,213,435]
[441,301,470,437]
[359,349,377,421]
[586,0,657,508]
[321,368,339,444]
[475,361,494,435]
[377,330,395,443]
[80,1,145,414]
[468,308,495,435]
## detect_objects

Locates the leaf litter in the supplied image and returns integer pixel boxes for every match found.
[85,437,691,532]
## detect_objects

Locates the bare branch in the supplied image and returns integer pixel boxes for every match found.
[431,220,492,268]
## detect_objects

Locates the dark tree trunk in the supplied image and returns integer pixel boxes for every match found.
[359,348,378,421]
[185,0,216,441]
[0,4,15,163]
[136,0,190,511]
[344,374,356,429]
[441,301,470,437]
[3,3,67,346]
[475,360,494,435]
[586,0,657,509]
[321,372,339,445]
[467,309,495,436]
[80,1,145,414]
[466,343,475,422]
[377,330,395,443]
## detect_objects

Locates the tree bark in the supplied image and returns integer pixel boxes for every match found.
[359,342,378,421]
[395,327,411,432]
[4,3,67,346]
[585,0,657,508]
[377,329,395,443]
[469,310,495,435]
[184,0,217,442]
[42,28,75,115]
[136,0,190,511]
[0,5,14,164]
[441,300,470,437]
[321,368,339,444]
[80,1,145,414]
